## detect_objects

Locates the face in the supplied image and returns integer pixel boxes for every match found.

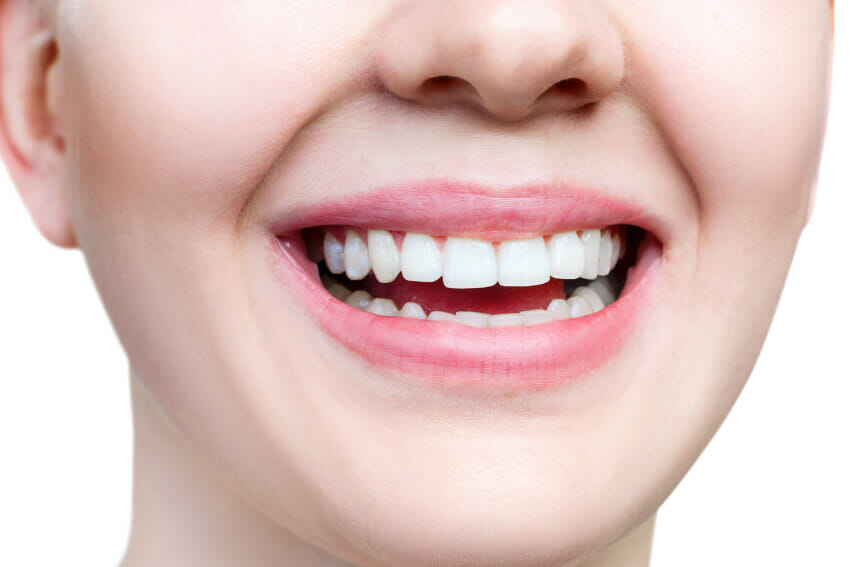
[14,1,832,565]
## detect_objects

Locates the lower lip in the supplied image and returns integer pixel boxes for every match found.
[270,233,661,389]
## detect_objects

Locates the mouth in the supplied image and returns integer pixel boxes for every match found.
[269,183,664,389]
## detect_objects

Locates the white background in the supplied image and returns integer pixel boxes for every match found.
[1,10,847,567]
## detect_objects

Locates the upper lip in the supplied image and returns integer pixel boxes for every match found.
[268,180,670,244]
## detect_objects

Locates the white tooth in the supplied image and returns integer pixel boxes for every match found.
[546,299,571,320]
[580,229,601,279]
[588,278,616,306]
[323,233,345,275]
[399,302,427,320]
[566,296,593,318]
[571,286,605,312]
[368,230,401,283]
[442,237,498,289]
[497,237,550,287]
[327,283,351,301]
[455,311,490,328]
[521,309,555,326]
[597,229,614,276]
[488,313,524,328]
[400,233,442,283]
[345,290,373,310]
[548,231,584,279]
[366,298,399,317]
[344,230,371,280]
[427,311,457,323]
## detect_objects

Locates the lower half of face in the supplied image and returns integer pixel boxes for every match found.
[58,1,830,564]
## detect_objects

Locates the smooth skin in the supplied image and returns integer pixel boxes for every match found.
[0,1,833,566]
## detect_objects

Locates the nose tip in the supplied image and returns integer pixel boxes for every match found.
[376,0,625,120]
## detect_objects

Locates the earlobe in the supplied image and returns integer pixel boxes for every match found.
[0,0,74,248]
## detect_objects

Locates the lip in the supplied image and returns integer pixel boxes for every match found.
[267,182,665,389]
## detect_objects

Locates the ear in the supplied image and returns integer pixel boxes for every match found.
[0,0,74,248]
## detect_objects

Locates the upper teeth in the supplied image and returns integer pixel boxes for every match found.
[319,227,624,288]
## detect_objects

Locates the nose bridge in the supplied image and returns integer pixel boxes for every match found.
[376,0,624,120]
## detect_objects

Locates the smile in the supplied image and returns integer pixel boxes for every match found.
[269,183,665,388]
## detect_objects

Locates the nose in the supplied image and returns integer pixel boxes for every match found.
[376,0,625,120]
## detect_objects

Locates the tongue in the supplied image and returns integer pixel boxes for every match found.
[362,276,567,315]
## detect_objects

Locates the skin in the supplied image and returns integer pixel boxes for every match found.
[0,1,833,566]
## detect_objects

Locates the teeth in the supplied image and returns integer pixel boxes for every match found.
[610,231,621,271]
[323,233,345,275]
[548,231,584,279]
[427,311,457,323]
[344,290,372,310]
[401,233,442,283]
[399,302,427,319]
[580,229,601,280]
[366,298,399,316]
[329,274,619,326]
[442,237,498,289]
[316,225,628,289]
[344,231,371,280]
[497,237,550,287]
[597,229,614,277]
[566,295,593,317]
[587,279,616,306]
[455,311,490,327]
[488,313,524,328]
[367,230,401,283]
[327,283,351,301]
[546,299,571,320]
[520,309,555,326]
[570,286,605,313]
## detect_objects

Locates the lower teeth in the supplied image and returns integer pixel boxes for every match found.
[322,274,618,328]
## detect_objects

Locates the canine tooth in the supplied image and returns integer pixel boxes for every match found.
[456,311,490,328]
[546,299,571,320]
[399,302,427,319]
[345,290,373,310]
[344,230,371,280]
[588,278,616,306]
[327,283,351,301]
[598,230,614,276]
[521,310,555,326]
[548,231,584,279]
[488,313,524,328]
[427,311,457,323]
[323,233,345,274]
[497,237,550,286]
[580,229,601,279]
[571,286,605,312]
[368,229,401,283]
[366,298,399,316]
[566,296,593,317]
[401,233,442,282]
[442,237,498,289]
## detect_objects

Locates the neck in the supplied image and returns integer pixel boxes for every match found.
[121,376,655,567]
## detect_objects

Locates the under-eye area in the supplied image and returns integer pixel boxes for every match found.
[294,225,645,328]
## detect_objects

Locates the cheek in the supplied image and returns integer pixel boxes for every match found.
[619,0,831,232]
[59,1,377,245]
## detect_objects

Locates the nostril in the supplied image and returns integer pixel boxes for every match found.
[552,78,588,98]
[419,75,478,103]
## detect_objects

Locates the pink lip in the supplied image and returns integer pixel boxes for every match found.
[269,180,671,242]
[268,183,664,389]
